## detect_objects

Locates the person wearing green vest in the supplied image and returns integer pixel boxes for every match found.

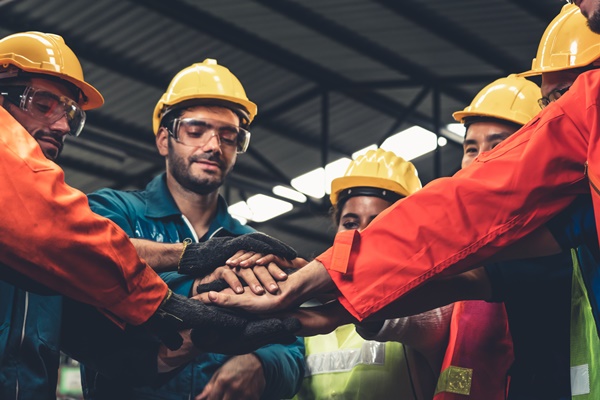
[293,149,447,400]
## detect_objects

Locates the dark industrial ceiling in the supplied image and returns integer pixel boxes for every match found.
[0,0,566,257]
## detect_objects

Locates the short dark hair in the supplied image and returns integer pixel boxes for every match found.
[463,116,522,132]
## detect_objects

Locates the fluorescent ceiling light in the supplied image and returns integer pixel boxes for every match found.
[228,195,293,223]
[228,201,252,223]
[443,123,466,144]
[325,158,352,194]
[272,185,307,203]
[291,158,352,198]
[291,168,326,199]
[380,126,438,160]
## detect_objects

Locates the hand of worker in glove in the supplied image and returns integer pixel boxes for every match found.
[190,315,301,355]
[178,233,297,277]
[195,266,300,295]
[143,290,249,351]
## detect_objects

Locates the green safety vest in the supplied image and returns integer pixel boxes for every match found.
[570,248,600,398]
[292,324,436,400]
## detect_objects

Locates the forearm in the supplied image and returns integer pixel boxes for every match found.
[491,225,562,261]
[131,238,184,271]
[318,108,587,320]
[365,267,490,321]
[0,113,166,324]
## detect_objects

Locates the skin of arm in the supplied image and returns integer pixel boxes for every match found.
[130,238,184,271]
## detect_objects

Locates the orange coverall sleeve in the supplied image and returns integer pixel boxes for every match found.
[316,69,600,320]
[0,107,167,326]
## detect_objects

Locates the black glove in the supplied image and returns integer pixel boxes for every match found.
[142,290,249,350]
[178,233,297,277]
[195,266,300,294]
[190,316,301,355]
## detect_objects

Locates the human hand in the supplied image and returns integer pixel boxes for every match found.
[156,329,202,373]
[142,290,248,350]
[195,252,291,295]
[195,354,265,400]
[225,253,308,293]
[178,233,297,277]
[194,263,300,297]
[198,260,335,314]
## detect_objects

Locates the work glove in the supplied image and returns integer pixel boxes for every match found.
[195,266,300,294]
[178,232,297,277]
[190,315,301,355]
[142,290,249,350]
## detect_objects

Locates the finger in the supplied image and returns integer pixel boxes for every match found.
[267,262,289,281]
[254,265,280,294]
[255,253,276,265]
[196,292,212,303]
[195,382,213,400]
[238,267,265,294]
[207,291,238,307]
[197,266,225,285]
[238,253,264,267]
[226,250,253,266]
[206,289,281,314]
[221,269,245,294]
[193,287,236,302]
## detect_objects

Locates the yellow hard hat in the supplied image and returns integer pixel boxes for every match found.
[0,32,103,110]
[153,59,257,134]
[330,148,422,206]
[452,74,541,126]
[519,4,600,77]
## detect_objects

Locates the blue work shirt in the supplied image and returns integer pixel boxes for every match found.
[81,173,305,400]
[0,283,62,399]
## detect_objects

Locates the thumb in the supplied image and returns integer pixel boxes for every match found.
[195,382,213,400]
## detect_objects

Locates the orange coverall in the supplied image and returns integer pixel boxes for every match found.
[317,69,599,321]
[0,106,167,325]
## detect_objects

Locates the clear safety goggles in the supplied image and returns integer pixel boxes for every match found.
[168,117,251,154]
[0,85,86,137]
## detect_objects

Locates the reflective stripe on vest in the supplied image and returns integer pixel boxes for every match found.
[293,324,435,400]
[304,340,385,376]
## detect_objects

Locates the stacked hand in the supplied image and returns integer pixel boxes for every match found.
[143,290,300,353]
[178,233,297,277]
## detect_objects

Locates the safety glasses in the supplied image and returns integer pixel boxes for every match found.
[0,85,86,137]
[168,117,251,154]
[538,86,571,109]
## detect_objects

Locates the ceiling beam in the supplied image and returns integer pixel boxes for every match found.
[127,0,440,130]
[506,0,566,25]
[253,0,472,104]
[354,74,504,89]
[0,6,354,158]
[374,0,525,74]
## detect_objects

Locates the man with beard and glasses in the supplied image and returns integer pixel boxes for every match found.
[0,32,301,399]
[0,31,105,399]
[75,59,305,400]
